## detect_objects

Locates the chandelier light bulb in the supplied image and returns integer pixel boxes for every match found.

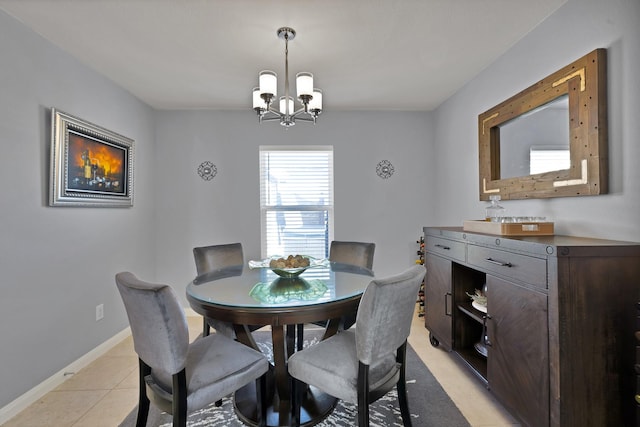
[252,87,264,110]
[279,96,294,115]
[309,88,323,112]
[296,72,314,100]
[259,71,277,100]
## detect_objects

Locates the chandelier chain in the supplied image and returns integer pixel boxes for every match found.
[284,31,290,116]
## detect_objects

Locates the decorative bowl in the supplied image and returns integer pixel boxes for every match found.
[270,266,309,278]
[248,256,329,278]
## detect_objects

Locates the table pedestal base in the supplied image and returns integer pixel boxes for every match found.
[234,381,337,427]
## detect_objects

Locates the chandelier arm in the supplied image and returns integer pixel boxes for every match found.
[260,116,283,122]
[289,107,310,118]
[293,117,315,123]
[263,107,317,121]
[266,106,285,117]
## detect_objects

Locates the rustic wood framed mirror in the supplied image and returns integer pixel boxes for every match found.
[478,48,607,200]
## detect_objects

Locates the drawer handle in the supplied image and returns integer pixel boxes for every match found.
[434,244,451,250]
[483,314,493,347]
[485,257,512,267]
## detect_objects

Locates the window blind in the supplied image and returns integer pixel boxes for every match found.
[529,146,570,175]
[259,146,334,259]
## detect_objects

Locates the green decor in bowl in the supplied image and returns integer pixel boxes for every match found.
[248,255,329,278]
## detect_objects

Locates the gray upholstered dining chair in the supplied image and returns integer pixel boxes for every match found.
[193,242,244,276]
[329,240,375,270]
[288,264,426,427]
[325,240,376,331]
[193,242,245,337]
[115,272,269,427]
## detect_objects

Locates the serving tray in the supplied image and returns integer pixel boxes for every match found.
[463,220,554,236]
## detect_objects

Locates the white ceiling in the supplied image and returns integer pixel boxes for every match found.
[0,0,566,111]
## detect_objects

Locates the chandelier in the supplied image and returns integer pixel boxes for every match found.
[252,27,322,127]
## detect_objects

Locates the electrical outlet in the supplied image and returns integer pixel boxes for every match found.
[96,304,104,321]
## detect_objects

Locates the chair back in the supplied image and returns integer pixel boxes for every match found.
[355,264,426,365]
[329,241,375,269]
[115,272,189,376]
[193,243,244,275]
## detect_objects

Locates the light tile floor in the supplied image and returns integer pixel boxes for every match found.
[3,311,519,426]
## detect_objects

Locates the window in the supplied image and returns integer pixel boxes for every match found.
[260,146,334,259]
[529,146,570,175]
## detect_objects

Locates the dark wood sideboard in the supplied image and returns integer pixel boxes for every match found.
[423,226,640,427]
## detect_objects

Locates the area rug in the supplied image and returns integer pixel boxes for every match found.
[120,330,470,427]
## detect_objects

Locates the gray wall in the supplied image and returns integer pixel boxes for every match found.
[0,8,435,410]
[432,0,640,241]
[2,0,640,414]
[0,10,157,408]
[153,110,435,299]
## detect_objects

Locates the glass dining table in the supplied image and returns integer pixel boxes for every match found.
[186,262,375,427]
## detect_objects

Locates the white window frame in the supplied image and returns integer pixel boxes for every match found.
[259,146,334,259]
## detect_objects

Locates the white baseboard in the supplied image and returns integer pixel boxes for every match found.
[0,326,132,425]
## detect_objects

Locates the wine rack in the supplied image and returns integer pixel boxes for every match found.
[416,236,425,317]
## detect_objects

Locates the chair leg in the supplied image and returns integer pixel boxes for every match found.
[286,325,296,358]
[397,367,412,427]
[203,315,223,406]
[202,317,210,337]
[136,359,151,427]
[357,362,370,427]
[172,370,188,427]
[256,374,267,427]
[291,378,302,427]
[296,323,304,351]
[397,343,412,427]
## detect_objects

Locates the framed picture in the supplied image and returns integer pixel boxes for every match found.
[49,108,134,207]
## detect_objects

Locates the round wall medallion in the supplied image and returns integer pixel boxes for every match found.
[376,160,395,179]
[197,161,217,181]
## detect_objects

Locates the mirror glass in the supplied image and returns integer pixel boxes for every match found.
[499,94,569,179]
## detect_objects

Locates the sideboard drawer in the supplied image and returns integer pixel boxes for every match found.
[467,245,547,289]
[426,236,466,263]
